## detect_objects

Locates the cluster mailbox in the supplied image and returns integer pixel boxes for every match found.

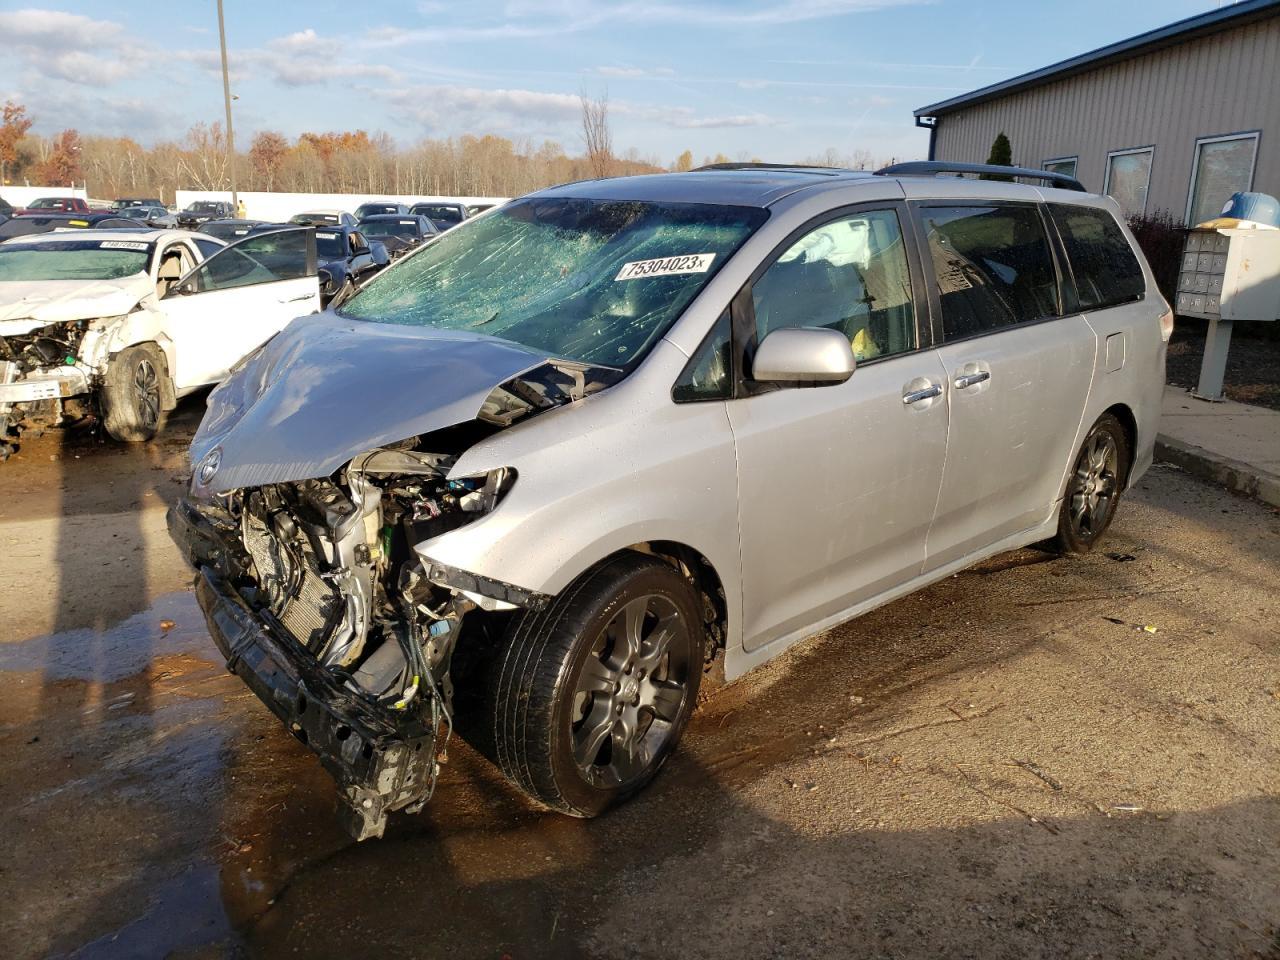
[1174,228,1280,399]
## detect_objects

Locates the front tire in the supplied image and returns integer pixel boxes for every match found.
[101,344,169,442]
[1053,413,1130,553]
[488,554,704,817]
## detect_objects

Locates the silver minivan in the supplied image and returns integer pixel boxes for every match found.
[170,162,1172,839]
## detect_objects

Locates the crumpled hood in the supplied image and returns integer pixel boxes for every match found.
[0,274,151,331]
[191,311,556,494]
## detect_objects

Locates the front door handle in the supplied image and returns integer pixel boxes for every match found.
[903,383,943,404]
[954,370,991,389]
[278,294,314,303]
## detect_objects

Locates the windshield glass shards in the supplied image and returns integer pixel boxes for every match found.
[340,197,766,368]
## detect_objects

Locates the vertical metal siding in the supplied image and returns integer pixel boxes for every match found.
[933,16,1280,221]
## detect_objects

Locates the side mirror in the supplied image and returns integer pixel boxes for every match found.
[752,327,856,384]
[369,241,390,267]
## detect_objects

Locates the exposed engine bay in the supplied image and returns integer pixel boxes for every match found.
[170,329,636,839]
[179,442,524,837]
[0,320,95,455]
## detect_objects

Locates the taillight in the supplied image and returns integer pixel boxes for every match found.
[1159,307,1174,343]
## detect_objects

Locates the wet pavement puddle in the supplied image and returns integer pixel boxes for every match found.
[0,590,209,682]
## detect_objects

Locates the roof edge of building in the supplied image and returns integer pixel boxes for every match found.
[915,0,1280,119]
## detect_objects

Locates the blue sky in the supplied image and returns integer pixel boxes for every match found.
[0,0,1218,165]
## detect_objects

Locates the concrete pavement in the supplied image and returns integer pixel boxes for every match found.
[1156,386,1280,507]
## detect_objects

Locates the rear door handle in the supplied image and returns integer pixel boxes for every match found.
[954,370,991,389]
[903,383,943,404]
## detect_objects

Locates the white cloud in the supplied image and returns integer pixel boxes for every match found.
[669,112,777,129]
[365,0,927,46]
[381,84,584,128]
[0,8,145,85]
[591,65,677,78]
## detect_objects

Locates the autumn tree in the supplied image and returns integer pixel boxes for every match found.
[36,129,83,186]
[673,149,693,172]
[580,88,613,179]
[249,130,289,191]
[0,100,34,185]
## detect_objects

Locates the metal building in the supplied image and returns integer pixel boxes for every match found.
[914,0,1280,224]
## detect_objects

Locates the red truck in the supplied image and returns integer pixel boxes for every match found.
[15,196,92,215]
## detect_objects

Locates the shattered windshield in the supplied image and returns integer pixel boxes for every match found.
[340,197,767,367]
[0,239,153,281]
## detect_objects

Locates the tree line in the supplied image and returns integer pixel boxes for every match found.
[0,98,899,204]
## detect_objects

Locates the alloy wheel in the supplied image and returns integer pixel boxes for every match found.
[134,358,160,429]
[1070,430,1118,539]
[570,594,691,788]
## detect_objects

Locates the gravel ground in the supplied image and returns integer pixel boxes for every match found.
[0,406,1277,960]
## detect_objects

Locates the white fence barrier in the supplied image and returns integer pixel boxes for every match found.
[174,190,509,223]
[1,185,89,208]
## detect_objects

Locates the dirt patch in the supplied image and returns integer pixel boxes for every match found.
[1166,322,1280,410]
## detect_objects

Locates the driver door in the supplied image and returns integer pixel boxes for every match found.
[727,205,950,654]
[161,227,319,390]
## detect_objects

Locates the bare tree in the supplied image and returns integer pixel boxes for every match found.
[580,87,613,180]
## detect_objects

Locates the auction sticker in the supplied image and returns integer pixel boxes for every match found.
[100,240,149,251]
[317,232,338,240]
[615,253,715,281]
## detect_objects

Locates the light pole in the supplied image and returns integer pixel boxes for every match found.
[216,0,238,209]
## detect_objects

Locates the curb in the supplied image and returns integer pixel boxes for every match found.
[1154,435,1280,508]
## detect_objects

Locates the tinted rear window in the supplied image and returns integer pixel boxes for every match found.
[920,203,1060,340]
[1048,204,1145,311]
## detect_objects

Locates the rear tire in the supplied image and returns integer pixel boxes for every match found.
[488,554,704,816]
[1052,413,1130,554]
[101,344,169,442]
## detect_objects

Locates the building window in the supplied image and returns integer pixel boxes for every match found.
[1104,147,1154,217]
[1186,132,1259,226]
[1044,156,1078,180]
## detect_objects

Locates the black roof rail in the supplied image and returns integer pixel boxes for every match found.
[876,161,1087,192]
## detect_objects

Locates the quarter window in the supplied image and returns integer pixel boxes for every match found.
[1048,204,1145,311]
[673,309,732,402]
[921,204,1060,340]
[1104,148,1153,217]
[1187,133,1259,226]
[751,209,916,363]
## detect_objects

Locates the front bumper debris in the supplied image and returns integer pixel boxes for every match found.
[0,364,91,403]
[169,499,439,840]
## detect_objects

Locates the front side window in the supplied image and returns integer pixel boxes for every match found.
[1187,133,1259,226]
[750,209,916,363]
[1048,204,1144,311]
[188,229,311,293]
[921,204,1059,340]
[0,239,153,281]
[1104,148,1153,217]
[341,197,767,369]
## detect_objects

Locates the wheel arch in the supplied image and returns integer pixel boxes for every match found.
[1100,402,1138,487]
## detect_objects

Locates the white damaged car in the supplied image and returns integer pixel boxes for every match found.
[0,227,319,455]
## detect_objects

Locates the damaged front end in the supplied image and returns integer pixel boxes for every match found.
[0,319,99,454]
[171,450,525,839]
[171,318,615,839]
